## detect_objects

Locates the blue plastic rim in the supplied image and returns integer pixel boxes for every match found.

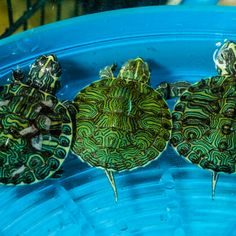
[0,6,236,236]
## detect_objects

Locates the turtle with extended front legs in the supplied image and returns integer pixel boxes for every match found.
[71,58,175,200]
[0,54,73,185]
[170,41,236,198]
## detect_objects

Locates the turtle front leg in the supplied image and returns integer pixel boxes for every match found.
[156,81,192,99]
[99,64,117,80]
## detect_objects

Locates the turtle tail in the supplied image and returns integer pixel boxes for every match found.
[104,169,118,202]
[212,171,219,200]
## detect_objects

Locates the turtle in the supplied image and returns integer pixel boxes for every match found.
[0,54,73,185]
[170,40,236,198]
[70,57,174,200]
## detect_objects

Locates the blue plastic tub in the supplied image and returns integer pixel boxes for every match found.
[1,6,236,236]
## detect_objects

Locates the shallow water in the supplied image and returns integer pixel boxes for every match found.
[0,6,236,236]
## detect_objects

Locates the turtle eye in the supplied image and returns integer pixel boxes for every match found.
[35,56,47,68]
[38,61,43,67]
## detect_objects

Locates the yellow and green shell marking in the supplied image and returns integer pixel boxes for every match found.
[171,41,236,198]
[72,58,172,200]
[0,55,73,184]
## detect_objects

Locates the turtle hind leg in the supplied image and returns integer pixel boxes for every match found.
[104,169,118,202]
[212,171,219,200]
[155,81,192,99]
[99,64,117,80]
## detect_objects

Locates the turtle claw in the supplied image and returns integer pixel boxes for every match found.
[105,169,118,202]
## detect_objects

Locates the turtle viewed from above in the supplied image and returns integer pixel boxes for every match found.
[71,58,173,200]
[170,41,236,198]
[0,55,177,201]
[0,54,73,185]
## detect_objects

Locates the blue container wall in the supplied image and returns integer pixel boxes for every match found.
[0,6,236,236]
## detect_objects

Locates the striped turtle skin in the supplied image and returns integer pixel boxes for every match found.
[171,41,236,198]
[71,58,172,200]
[0,55,73,185]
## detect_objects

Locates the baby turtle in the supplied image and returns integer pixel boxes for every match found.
[71,58,172,200]
[0,54,73,185]
[171,41,236,198]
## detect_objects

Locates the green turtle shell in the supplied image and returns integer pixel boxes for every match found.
[0,80,73,184]
[171,75,236,174]
[72,76,172,172]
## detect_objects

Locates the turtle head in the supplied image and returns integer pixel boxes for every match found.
[118,58,150,84]
[27,54,62,94]
[215,41,236,76]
